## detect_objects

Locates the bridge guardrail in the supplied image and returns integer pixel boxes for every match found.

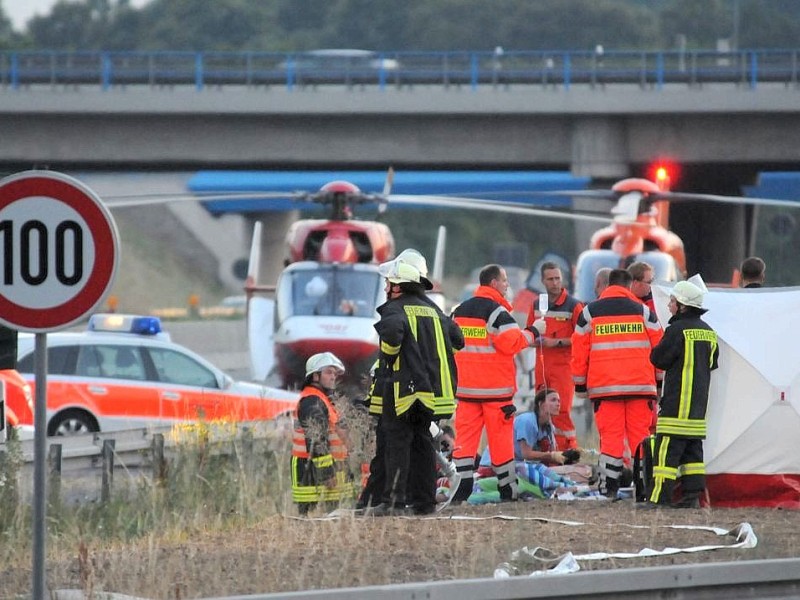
[0,48,798,91]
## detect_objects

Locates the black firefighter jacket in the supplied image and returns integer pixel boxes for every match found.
[650,311,719,439]
[374,290,463,418]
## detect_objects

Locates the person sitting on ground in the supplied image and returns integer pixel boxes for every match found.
[477,388,595,490]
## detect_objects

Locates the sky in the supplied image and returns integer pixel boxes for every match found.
[4,0,150,32]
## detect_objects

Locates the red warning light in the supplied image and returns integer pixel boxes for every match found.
[649,162,675,191]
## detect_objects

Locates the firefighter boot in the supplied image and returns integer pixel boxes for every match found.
[449,475,474,505]
[600,472,620,500]
[495,462,519,502]
[671,488,702,509]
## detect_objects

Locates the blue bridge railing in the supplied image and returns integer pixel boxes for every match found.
[1,48,798,91]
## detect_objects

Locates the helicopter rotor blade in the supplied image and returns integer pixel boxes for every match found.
[103,191,304,209]
[387,194,613,223]
[659,191,800,210]
[432,189,617,201]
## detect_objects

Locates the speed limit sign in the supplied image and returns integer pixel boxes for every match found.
[0,170,119,332]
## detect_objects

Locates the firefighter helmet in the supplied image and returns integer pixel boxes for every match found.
[305,352,346,377]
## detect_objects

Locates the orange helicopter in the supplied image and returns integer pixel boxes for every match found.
[505,164,798,306]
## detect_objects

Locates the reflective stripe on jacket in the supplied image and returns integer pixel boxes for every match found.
[291,385,347,461]
[453,285,536,400]
[374,291,463,417]
[651,312,719,438]
[571,285,663,401]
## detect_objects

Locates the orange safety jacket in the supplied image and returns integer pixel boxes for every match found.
[292,386,348,461]
[527,288,583,366]
[452,285,537,399]
[571,285,663,401]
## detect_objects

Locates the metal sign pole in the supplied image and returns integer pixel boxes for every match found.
[0,170,119,599]
[32,333,48,599]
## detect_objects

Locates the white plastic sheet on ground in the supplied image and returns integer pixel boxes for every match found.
[488,517,756,577]
[312,511,756,578]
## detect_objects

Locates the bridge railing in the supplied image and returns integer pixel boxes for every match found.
[0,48,798,91]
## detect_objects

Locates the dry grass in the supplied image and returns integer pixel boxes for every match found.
[1,424,799,599]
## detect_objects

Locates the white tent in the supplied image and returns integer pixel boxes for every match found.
[652,284,800,508]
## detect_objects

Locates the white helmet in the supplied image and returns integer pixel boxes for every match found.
[305,275,328,298]
[395,248,433,290]
[305,352,346,377]
[378,257,422,286]
[672,280,705,309]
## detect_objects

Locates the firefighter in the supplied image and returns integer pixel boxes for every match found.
[571,269,663,499]
[291,352,356,514]
[450,264,546,503]
[645,279,719,508]
[526,262,583,450]
[369,251,463,516]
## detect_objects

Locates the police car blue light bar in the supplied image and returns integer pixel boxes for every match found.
[88,314,163,335]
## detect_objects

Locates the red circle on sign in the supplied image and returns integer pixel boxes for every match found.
[0,172,118,332]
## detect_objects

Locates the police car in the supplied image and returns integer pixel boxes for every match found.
[1,368,34,440]
[16,314,298,436]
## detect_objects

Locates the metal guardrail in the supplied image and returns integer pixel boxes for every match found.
[1,423,285,503]
[205,557,800,600]
[0,48,798,91]
[7,422,281,467]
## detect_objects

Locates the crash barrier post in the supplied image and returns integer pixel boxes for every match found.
[0,384,5,443]
[48,443,62,508]
[152,433,167,485]
[101,439,115,503]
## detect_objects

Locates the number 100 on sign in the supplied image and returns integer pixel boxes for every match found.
[0,197,95,310]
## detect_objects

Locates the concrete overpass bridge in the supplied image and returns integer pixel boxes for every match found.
[1,80,799,286]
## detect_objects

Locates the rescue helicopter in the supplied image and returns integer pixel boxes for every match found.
[245,220,448,390]
[500,166,800,305]
[108,170,466,389]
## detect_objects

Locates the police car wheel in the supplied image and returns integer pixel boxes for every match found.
[49,409,99,437]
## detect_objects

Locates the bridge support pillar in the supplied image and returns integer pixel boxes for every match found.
[570,118,630,260]
[570,117,629,180]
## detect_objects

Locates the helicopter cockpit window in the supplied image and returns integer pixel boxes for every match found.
[288,268,384,318]
[574,250,682,304]
[634,252,682,284]
[574,251,622,303]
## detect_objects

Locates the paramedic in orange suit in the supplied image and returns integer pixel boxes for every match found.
[571,269,663,498]
[450,264,546,503]
[526,262,583,450]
